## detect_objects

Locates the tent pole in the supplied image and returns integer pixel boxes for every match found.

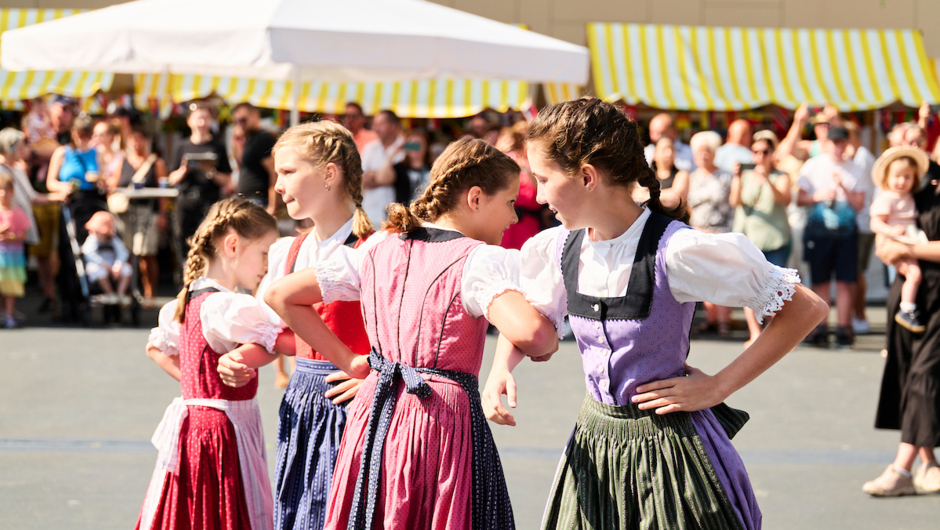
[290,68,300,126]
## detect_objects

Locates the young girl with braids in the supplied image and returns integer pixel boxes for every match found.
[482,98,829,530]
[137,198,281,530]
[263,138,558,529]
[216,121,374,530]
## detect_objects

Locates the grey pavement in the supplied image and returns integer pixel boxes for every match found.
[2,305,939,529]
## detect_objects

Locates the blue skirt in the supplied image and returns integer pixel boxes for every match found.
[274,358,348,530]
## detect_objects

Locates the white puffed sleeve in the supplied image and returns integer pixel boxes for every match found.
[518,227,568,338]
[666,229,801,323]
[254,236,295,328]
[148,300,181,356]
[460,245,522,320]
[316,231,389,304]
[200,293,281,354]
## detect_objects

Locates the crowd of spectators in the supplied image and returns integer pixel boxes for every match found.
[3,96,939,347]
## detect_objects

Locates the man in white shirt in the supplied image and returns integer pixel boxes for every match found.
[643,113,695,172]
[360,110,405,224]
[796,126,865,348]
[714,119,754,173]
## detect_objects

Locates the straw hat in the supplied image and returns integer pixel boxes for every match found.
[85,211,116,237]
[871,146,930,190]
[752,130,779,150]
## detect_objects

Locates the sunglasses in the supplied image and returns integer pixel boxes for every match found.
[752,149,772,155]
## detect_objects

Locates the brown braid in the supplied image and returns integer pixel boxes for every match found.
[385,138,520,233]
[528,97,687,221]
[273,121,374,239]
[173,198,278,323]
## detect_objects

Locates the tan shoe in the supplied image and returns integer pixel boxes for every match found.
[862,465,916,497]
[914,462,940,493]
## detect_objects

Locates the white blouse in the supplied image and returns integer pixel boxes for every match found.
[520,207,801,336]
[148,277,281,356]
[315,223,521,320]
[255,218,357,327]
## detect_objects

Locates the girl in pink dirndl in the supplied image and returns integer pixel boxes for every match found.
[263,138,559,530]
[138,198,283,530]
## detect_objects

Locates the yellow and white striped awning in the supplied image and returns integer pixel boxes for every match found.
[0,9,112,103]
[588,23,940,111]
[135,72,531,118]
[543,82,581,105]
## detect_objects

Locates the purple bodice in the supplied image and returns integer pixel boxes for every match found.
[558,213,695,406]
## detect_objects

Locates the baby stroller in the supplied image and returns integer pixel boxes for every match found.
[58,198,141,326]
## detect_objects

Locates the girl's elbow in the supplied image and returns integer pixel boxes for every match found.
[526,319,559,356]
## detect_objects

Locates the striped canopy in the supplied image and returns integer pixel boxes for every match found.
[587,23,940,111]
[134,73,531,118]
[0,9,112,104]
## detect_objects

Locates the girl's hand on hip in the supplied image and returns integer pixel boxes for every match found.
[217,352,257,387]
[482,369,518,426]
[324,371,363,405]
[632,365,727,414]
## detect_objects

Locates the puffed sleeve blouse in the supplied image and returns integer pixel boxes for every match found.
[520,207,801,337]
[147,277,280,356]
[315,224,521,321]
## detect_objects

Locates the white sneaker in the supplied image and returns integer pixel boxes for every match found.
[915,462,940,493]
[852,318,870,335]
[863,465,916,497]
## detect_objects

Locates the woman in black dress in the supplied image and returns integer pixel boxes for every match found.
[866,172,940,496]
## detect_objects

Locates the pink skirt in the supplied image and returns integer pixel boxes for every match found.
[325,372,475,529]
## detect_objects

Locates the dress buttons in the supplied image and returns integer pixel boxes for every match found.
[594,321,601,329]
[598,336,604,343]
[592,304,599,312]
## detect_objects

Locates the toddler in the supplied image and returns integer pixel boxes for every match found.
[0,173,30,328]
[82,211,133,305]
[870,147,929,333]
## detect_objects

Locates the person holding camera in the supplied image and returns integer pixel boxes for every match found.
[168,101,232,263]
[730,131,792,347]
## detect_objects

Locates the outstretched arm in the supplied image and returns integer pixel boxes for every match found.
[633,283,828,414]
[487,290,559,358]
[264,268,370,379]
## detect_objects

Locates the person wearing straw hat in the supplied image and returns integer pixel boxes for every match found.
[869,147,929,334]
[865,150,940,497]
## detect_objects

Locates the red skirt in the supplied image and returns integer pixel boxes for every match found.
[137,407,252,530]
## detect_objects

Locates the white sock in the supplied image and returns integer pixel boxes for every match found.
[900,302,917,313]
[893,465,912,477]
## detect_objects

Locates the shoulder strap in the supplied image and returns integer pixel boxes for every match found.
[285,233,309,275]
[561,212,672,321]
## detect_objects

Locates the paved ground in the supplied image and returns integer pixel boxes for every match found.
[2,300,939,529]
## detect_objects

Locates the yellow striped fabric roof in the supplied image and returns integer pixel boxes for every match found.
[135,73,530,118]
[588,23,940,111]
[543,82,581,105]
[0,9,112,102]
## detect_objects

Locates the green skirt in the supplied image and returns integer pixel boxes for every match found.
[542,395,752,530]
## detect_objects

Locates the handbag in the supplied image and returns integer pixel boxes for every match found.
[108,154,156,214]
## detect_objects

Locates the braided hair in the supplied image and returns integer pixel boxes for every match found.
[273,121,373,239]
[173,197,278,323]
[527,97,688,222]
[385,138,520,233]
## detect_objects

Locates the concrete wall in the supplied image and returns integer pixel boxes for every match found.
[2,0,938,57]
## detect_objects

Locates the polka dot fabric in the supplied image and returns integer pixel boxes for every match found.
[325,231,514,530]
[135,293,256,530]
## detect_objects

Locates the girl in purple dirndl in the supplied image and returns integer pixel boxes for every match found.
[483,99,829,530]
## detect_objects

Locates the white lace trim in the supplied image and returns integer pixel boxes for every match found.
[315,261,344,305]
[752,266,801,325]
[148,328,178,357]
[256,325,280,355]
[479,281,522,322]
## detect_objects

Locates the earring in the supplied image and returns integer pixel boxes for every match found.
[324,183,331,191]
